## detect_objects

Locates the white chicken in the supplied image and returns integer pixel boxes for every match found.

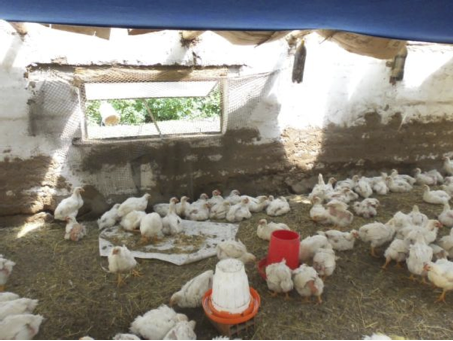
[441,183,453,196]
[292,264,324,304]
[0,298,38,320]
[439,202,453,227]
[130,305,188,340]
[209,201,231,220]
[443,156,453,175]
[216,240,256,264]
[256,219,291,241]
[120,210,146,232]
[335,177,354,190]
[414,168,437,185]
[208,190,224,207]
[162,198,183,235]
[163,320,196,340]
[358,222,395,257]
[140,212,163,243]
[266,196,291,216]
[430,244,448,261]
[389,211,413,237]
[117,193,151,217]
[226,197,252,222]
[97,204,120,230]
[352,175,373,198]
[247,195,269,213]
[390,169,416,185]
[0,255,16,292]
[187,203,210,221]
[169,270,213,308]
[424,259,453,302]
[64,217,87,242]
[176,196,191,218]
[423,185,451,205]
[438,228,453,258]
[225,190,241,205]
[385,176,412,193]
[407,205,428,227]
[404,220,442,245]
[299,235,332,262]
[382,238,410,269]
[325,200,354,229]
[108,245,138,287]
[427,169,444,184]
[372,176,389,195]
[407,234,433,282]
[313,248,337,279]
[54,187,84,221]
[0,314,44,340]
[309,175,336,202]
[309,197,331,224]
[327,188,359,204]
[0,292,19,302]
[265,259,294,299]
[113,334,140,340]
[352,198,380,218]
[317,229,359,251]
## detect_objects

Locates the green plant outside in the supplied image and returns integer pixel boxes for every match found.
[85,87,221,126]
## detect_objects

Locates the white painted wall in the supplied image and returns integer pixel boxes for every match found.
[2,20,453,204]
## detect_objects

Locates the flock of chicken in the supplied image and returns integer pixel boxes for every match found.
[3,156,453,339]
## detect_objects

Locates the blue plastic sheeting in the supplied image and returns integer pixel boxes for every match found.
[2,0,453,43]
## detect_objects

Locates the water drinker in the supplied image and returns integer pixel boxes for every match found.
[211,258,251,314]
[267,230,300,269]
[202,258,261,337]
[258,230,300,280]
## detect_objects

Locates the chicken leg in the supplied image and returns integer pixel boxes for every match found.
[435,289,447,303]
[269,291,278,298]
[117,273,124,287]
[284,292,291,301]
[132,269,142,277]
[0,285,4,292]
[395,261,403,269]
[316,295,323,305]
[381,257,391,270]
[370,246,379,258]
[408,274,416,281]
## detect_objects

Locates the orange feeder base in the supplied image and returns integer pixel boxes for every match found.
[202,287,261,338]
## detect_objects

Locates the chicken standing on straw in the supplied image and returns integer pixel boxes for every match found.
[108,246,140,287]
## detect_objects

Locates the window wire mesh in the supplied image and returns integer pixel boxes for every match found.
[30,67,283,143]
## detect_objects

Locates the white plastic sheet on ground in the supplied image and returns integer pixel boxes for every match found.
[99,220,239,265]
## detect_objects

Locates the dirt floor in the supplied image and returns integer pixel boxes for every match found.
[2,185,453,340]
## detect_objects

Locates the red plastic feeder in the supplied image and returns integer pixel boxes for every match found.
[257,230,300,280]
[202,288,261,338]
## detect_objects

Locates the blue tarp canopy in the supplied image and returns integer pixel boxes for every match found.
[2,0,453,44]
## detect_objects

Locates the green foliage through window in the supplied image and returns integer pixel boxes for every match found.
[85,86,221,126]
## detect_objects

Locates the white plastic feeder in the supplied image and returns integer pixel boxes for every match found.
[211,258,251,314]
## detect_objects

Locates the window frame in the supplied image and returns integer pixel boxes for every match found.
[75,66,229,142]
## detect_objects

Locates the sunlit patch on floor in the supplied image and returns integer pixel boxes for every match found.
[17,221,44,238]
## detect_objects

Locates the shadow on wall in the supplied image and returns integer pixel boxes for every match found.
[286,55,453,193]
